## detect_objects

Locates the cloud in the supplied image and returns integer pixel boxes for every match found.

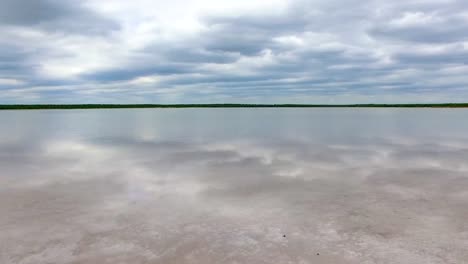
[370,11,468,43]
[0,0,119,34]
[1,0,468,103]
[1,0,69,25]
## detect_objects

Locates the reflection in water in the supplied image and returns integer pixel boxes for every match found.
[1,109,468,263]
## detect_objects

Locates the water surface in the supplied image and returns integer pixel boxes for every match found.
[1,109,468,263]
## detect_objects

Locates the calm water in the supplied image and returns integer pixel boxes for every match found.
[1,109,468,263]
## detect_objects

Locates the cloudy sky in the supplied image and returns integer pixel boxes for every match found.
[1,0,468,103]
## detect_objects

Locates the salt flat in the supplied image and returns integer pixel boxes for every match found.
[1,109,468,264]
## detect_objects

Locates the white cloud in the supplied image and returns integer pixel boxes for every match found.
[0,78,24,86]
[390,12,441,27]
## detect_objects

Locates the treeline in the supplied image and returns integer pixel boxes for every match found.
[1,103,468,110]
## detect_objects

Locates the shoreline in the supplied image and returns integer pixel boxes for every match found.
[1,104,468,110]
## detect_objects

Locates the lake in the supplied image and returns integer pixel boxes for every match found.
[1,109,468,263]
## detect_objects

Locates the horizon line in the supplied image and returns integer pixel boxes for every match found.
[1,103,468,110]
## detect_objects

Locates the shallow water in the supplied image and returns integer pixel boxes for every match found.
[1,108,468,264]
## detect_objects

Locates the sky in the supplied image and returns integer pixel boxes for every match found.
[1,0,468,104]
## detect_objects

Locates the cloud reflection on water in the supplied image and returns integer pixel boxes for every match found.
[1,109,468,263]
